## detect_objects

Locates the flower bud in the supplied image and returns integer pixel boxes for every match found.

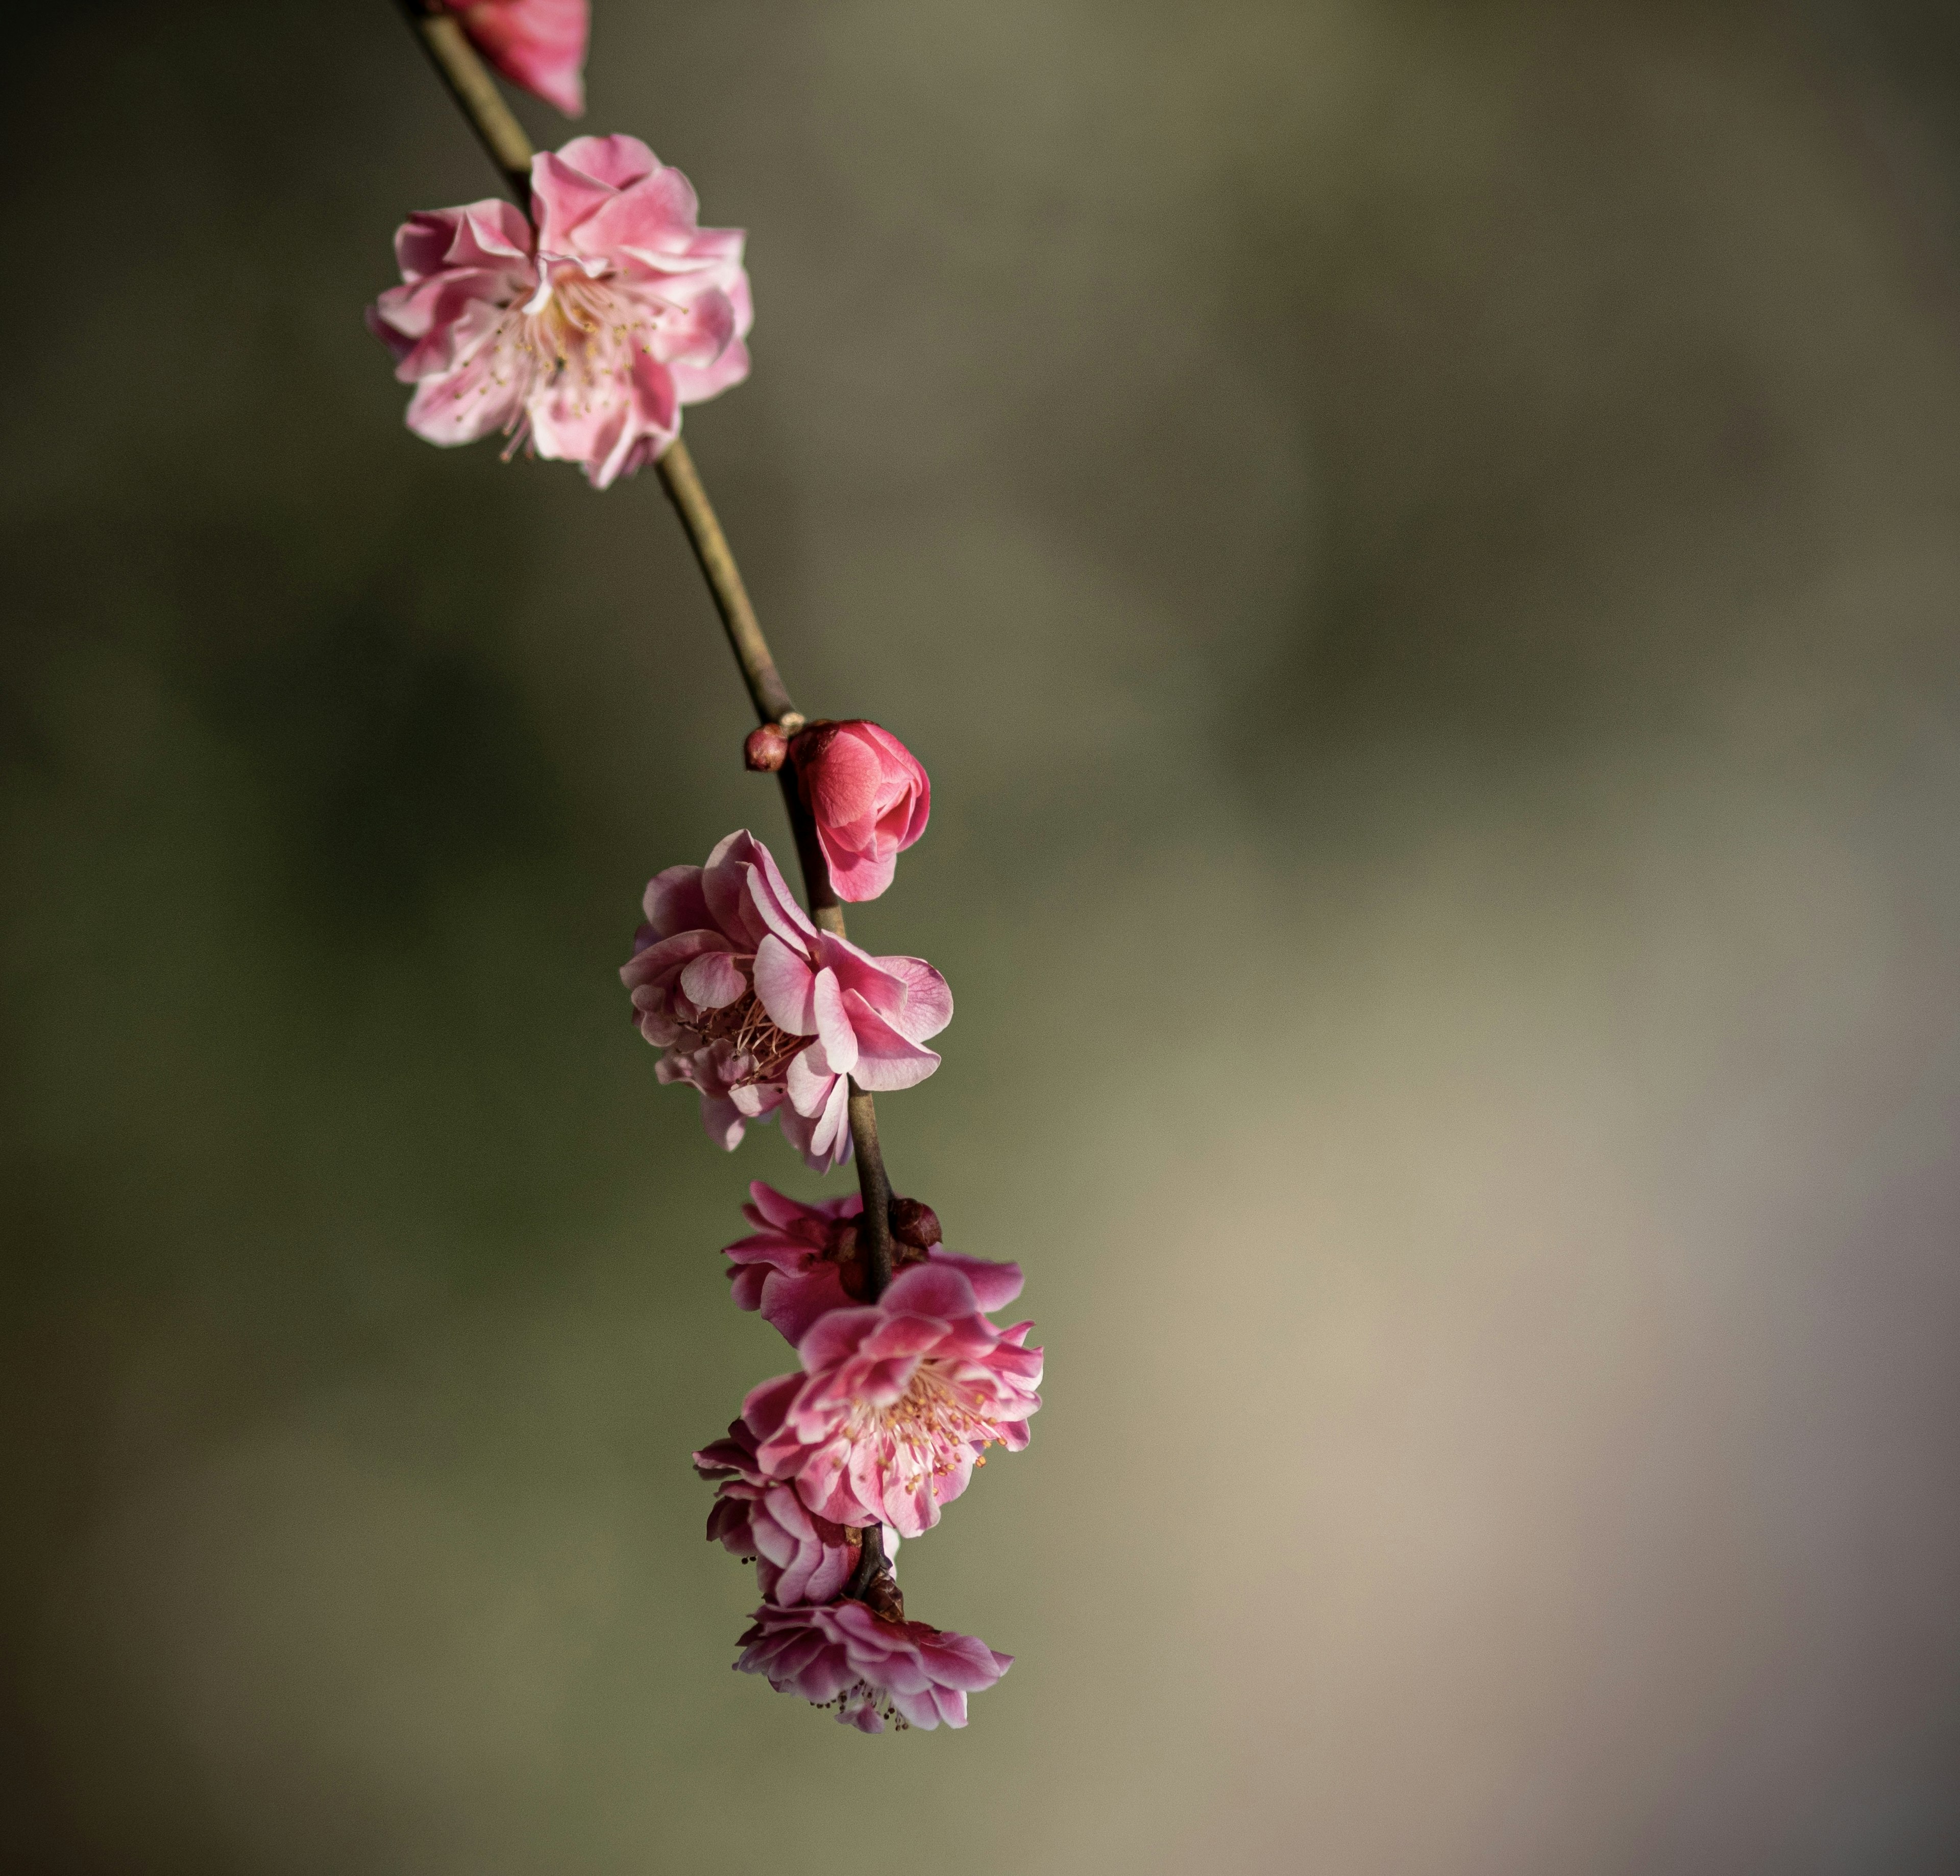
[790,720,931,902]
[889,1197,942,1252]
[744,723,789,772]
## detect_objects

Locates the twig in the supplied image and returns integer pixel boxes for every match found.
[396,0,533,199]
[393,1,899,1305]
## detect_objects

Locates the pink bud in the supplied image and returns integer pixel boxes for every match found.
[790,721,931,903]
[744,724,790,772]
[442,0,589,117]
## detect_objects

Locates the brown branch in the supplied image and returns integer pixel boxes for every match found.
[396,0,533,200]
[393,3,901,1307]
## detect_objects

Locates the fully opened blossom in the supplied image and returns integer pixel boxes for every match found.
[368,135,751,488]
[735,1599,1011,1732]
[746,1262,1041,1538]
[791,721,932,902]
[728,1181,1023,1346]
[443,0,588,115]
[620,831,951,1171]
[695,1414,862,1605]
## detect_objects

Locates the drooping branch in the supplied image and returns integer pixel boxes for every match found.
[390,0,898,1317]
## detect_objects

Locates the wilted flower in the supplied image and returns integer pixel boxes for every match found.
[791,721,931,902]
[745,1262,1041,1538]
[620,831,951,1171]
[367,134,751,488]
[443,0,588,115]
[734,1599,1011,1732]
[726,1181,1021,1346]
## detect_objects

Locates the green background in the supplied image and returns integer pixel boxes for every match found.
[7,2,1960,1870]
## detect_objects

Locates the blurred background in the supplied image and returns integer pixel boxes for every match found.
[7,1,1960,1869]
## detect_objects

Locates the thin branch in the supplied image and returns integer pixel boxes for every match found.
[394,2,901,1307]
[654,438,797,725]
[396,0,533,199]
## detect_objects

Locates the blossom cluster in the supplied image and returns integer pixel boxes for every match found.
[372,2,1030,1731]
[692,1181,1036,1729]
[623,812,1032,1732]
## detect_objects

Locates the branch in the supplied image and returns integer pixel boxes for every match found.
[390,0,898,1307]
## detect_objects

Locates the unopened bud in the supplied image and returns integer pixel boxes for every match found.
[889,1197,942,1251]
[744,723,789,772]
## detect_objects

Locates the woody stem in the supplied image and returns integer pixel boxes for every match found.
[393,3,899,1307]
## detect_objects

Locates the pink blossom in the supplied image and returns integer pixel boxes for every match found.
[727,1181,1023,1346]
[367,135,751,489]
[619,831,951,1172]
[792,721,932,902]
[745,1262,1041,1539]
[695,1415,861,1605]
[443,0,588,115]
[734,1600,1011,1732]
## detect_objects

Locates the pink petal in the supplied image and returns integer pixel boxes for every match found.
[549,132,659,193]
[643,864,710,936]
[678,949,746,1010]
[926,1250,1025,1313]
[753,934,817,1034]
[811,969,860,1078]
[879,1262,981,1322]
[783,1043,837,1119]
[838,989,941,1092]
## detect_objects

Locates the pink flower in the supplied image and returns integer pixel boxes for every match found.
[695,1416,862,1605]
[791,721,932,902]
[619,832,952,1172]
[745,1262,1041,1539]
[727,1181,1023,1346]
[442,0,588,115]
[734,1600,1012,1732]
[367,135,751,489]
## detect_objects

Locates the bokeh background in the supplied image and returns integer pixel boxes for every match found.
[8,1,1960,1869]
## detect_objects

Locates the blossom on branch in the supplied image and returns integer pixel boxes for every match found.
[734,1600,1011,1732]
[791,721,931,902]
[443,0,589,116]
[744,1261,1041,1539]
[620,831,952,1172]
[727,1181,1022,1346]
[695,1413,863,1605]
[367,134,750,488]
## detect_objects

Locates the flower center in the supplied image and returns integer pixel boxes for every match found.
[690,987,804,1090]
[854,1364,1007,1486]
[446,254,687,445]
[820,1681,908,1731]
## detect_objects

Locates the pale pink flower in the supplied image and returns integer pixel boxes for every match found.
[443,0,589,115]
[695,1414,861,1605]
[367,135,751,489]
[791,721,931,902]
[734,1600,1012,1732]
[619,831,951,1172]
[728,1181,1023,1346]
[745,1262,1041,1539]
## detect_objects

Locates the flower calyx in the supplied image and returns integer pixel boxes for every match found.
[820,1192,942,1301]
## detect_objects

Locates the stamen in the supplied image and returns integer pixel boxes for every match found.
[847,1367,1010,1491]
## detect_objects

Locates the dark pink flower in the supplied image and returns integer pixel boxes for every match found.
[367,135,750,489]
[442,0,588,115]
[745,1262,1041,1539]
[619,832,952,1172]
[734,1600,1011,1732]
[727,1181,1023,1346]
[695,1415,862,1605]
[792,721,931,903]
